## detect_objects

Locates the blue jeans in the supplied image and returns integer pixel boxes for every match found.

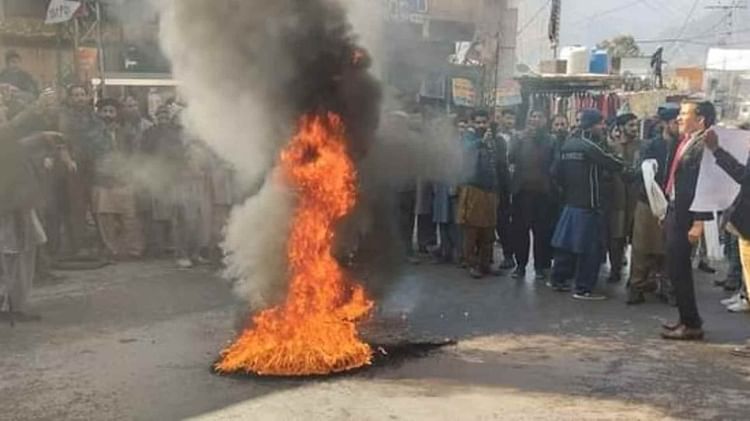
[726,234,743,283]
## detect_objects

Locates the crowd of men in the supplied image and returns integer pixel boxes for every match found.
[2,49,750,355]
[406,97,750,350]
[0,51,235,323]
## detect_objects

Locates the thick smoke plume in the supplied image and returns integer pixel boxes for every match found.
[156,0,468,311]
[157,0,380,309]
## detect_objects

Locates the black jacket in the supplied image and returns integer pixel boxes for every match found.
[714,148,750,239]
[553,132,625,210]
[508,129,555,195]
[667,131,713,229]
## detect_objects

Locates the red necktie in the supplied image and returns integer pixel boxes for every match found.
[665,134,690,199]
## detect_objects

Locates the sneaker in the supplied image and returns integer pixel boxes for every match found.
[512,267,526,279]
[469,267,484,279]
[176,258,194,269]
[721,292,743,307]
[545,281,571,292]
[572,292,607,301]
[727,299,750,313]
[697,261,717,274]
[535,269,549,281]
[193,255,211,265]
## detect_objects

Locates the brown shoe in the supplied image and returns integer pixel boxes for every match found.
[731,345,750,358]
[661,321,681,331]
[661,325,704,341]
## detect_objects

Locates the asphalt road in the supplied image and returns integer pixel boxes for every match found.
[1,259,749,420]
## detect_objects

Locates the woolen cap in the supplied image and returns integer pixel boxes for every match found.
[580,108,603,130]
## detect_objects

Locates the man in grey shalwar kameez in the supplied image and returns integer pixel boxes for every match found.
[0,92,72,321]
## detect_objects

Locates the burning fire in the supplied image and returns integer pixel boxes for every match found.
[215,113,374,376]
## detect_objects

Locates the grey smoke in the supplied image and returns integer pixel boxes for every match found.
[153,0,468,312]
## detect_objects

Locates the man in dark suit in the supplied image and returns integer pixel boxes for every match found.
[661,100,717,341]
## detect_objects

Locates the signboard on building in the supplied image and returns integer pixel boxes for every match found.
[385,0,428,22]
[706,48,750,72]
[45,0,82,24]
[495,79,521,107]
[451,78,476,107]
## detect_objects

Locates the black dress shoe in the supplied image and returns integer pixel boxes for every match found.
[661,325,704,341]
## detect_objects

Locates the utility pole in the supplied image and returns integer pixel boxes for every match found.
[706,0,747,45]
[705,1,748,118]
[549,0,562,59]
[68,0,105,88]
[94,0,106,94]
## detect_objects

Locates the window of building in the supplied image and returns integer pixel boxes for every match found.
[407,0,428,13]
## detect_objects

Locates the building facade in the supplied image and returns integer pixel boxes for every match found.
[383,0,518,109]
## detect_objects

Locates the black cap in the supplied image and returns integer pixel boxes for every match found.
[657,103,679,121]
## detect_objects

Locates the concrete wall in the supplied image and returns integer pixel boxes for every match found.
[427,0,482,23]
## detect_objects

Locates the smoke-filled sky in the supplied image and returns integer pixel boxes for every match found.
[516,0,750,66]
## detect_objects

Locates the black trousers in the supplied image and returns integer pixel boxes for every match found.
[665,209,702,329]
[510,190,555,270]
[496,195,513,258]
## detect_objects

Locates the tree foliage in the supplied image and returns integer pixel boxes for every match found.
[597,35,641,58]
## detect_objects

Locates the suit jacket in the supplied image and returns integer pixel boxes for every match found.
[667,130,713,230]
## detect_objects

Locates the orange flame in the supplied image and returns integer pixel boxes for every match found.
[214,113,373,376]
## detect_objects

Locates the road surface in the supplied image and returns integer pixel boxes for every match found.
[1,260,749,420]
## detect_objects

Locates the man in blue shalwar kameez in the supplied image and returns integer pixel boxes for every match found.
[548,109,627,300]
